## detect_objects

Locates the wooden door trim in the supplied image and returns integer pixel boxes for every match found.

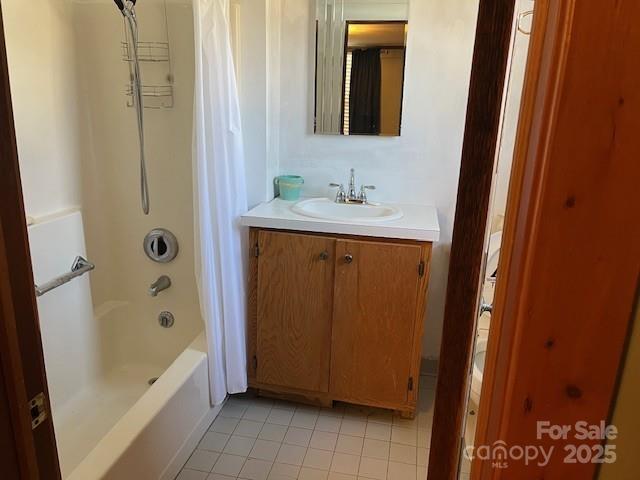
[471,0,562,475]
[472,0,640,477]
[426,1,517,478]
[0,6,61,479]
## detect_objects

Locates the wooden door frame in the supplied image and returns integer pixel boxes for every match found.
[430,0,640,478]
[0,5,61,480]
[472,0,640,478]
[427,0,517,478]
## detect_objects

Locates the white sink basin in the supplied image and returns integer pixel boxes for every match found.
[292,198,403,223]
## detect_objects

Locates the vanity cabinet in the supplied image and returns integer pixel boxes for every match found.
[247,228,432,417]
[255,230,334,392]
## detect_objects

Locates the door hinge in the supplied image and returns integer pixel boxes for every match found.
[29,392,47,430]
[408,377,414,391]
[254,243,260,258]
[418,261,425,277]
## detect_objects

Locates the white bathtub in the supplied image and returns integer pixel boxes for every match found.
[28,211,215,478]
[68,333,219,480]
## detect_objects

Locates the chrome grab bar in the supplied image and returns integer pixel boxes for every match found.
[34,256,95,297]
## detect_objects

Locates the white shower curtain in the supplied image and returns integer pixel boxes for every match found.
[193,0,248,405]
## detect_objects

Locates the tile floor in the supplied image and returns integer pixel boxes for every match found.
[176,376,436,480]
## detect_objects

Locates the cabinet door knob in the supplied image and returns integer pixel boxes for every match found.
[319,251,329,261]
[344,254,354,264]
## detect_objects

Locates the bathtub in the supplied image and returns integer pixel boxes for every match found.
[28,211,216,478]
[67,333,219,480]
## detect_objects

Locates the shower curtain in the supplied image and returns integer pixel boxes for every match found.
[349,48,382,135]
[193,0,248,405]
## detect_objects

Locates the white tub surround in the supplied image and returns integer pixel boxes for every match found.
[241,198,440,242]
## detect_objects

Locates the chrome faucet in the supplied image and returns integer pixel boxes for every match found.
[329,168,376,204]
[149,275,171,297]
[348,168,357,201]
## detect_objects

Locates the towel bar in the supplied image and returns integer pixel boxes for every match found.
[35,256,95,297]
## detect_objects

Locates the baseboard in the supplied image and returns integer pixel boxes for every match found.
[420,357,439,376]
[159,400,224,480]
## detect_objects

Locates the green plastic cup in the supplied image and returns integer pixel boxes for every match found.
[275,175,304,201]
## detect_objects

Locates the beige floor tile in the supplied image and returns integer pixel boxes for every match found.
[416,448,428,467]
[328,473,357,480]
[177,470,208,480]
[292,411,319,429]
[331,453,360,476]
[220,402,248,419]
[185,449,220,472]
[389,444,416,465]
[236,420,266,439]
[335,435,364,456]
[260,423,288,442]
[304,448,334,470]
[244,406,273,423]
[358,456,388,480]
[310,431,338,451]
[224,435,256,457]
[299,467,330,480]
[250,439,281,462]
[239,458,273,480]
[316,416,342,433]
[268,462,301,480]
[207,474,236,480]
[417,429,431,449]
[275,444,307,466]
[340,420,367,437]
[267,409,295,426]
[211,417,240,434]
[284,426,313,447]
[416,465,428,480]
[180,377,437,480]
[212,453,247,477]
[390,427,417,447]
[199,432,230,453]
[365,423,391,441]
[362,439,390,460]
[387,461,416,480]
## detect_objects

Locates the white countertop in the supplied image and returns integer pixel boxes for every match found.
[241,198,440,242]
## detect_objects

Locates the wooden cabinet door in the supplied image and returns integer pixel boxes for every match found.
[331,239,423,405]
[256,231,335,392]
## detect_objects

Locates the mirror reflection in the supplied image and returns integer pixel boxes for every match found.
[315,0,409,136]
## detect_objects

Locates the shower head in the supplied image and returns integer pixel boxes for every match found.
[114,0,137,13]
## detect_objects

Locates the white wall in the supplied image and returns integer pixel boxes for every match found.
[1,0,83,218]
[233,0,270,207]
[260,0,480,359]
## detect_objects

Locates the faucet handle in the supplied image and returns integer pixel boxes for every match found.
[329,183,346,203]
[358,185,376,203]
